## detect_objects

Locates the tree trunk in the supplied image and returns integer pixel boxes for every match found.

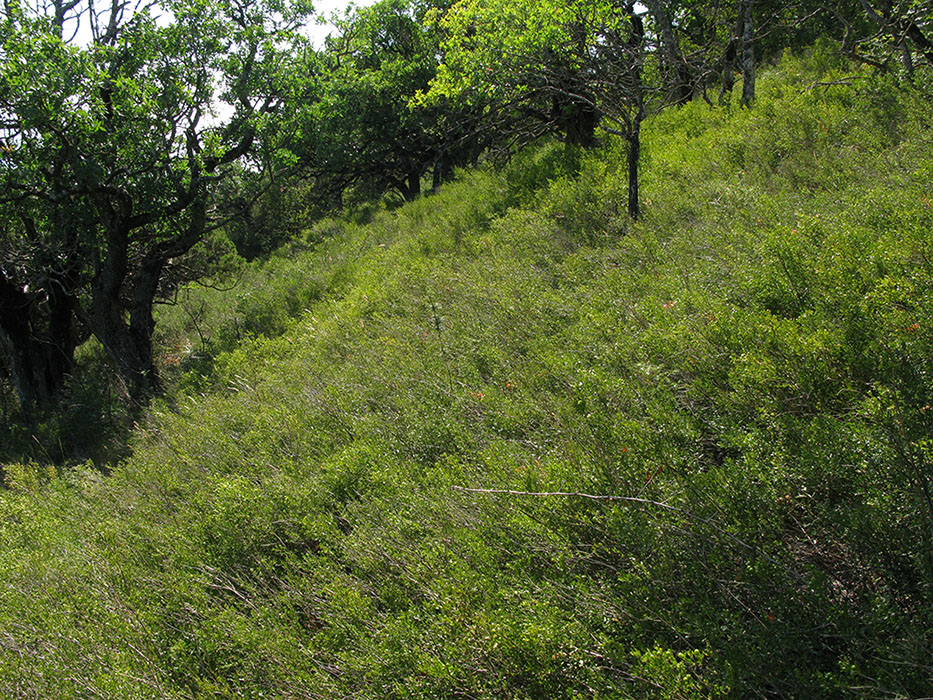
[83,193,207,406]
[858,0,933,68]
[432,150,450,192]
[902,17,933,66]
[625,2,645,221]
[400,168,422,201]
[0,272,76,411]
[740,0,756,107]
[627,111,643,221]
[88,286,161,405]
[87,200,159,404]
[719,2,746,105]
[644,0,692,105]
[127,256,165,396]
[901,40,915,77]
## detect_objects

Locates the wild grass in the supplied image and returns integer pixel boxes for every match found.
[1,48,932,698]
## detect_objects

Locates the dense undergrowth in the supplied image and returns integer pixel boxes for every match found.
[2,48,933,698]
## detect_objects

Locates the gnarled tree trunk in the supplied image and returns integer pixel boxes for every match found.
[85,195,206,405]
[0,271,77,412]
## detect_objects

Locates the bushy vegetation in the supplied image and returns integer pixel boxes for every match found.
[1,50,932,698]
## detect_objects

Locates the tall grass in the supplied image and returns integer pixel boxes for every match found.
[1,48,932,698]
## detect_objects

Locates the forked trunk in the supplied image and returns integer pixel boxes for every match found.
[89,290,160,405]
[87,202,160,405]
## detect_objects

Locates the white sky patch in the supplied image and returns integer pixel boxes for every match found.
[60,0,375,49]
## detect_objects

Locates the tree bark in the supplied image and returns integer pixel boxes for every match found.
[86,196,159,404]
[0,271,76,411]
[857,0,933,67]
[644,0,692,105]
[89,296,160,403]
[85,195,208,404]
[719,2,746,105]
[432,150,449,192]
[740,0,756,107]
[627,110,643,221]
[901,17,933,66]
[625,3,645,221]
[403,168,422,201]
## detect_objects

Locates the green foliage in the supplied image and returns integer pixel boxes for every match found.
[426,0,645,146]
[295,0,483,207]
[0,0,315,404]
[2,50,933,699]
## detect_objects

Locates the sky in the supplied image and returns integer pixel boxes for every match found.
[60,0,378,50]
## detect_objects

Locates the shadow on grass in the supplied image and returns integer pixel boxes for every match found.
[0,349,136,475]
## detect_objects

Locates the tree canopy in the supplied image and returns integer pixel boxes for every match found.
[424,0,648,215]
[0,0,314,405]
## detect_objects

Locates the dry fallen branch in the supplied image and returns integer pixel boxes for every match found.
[801,76,866,92]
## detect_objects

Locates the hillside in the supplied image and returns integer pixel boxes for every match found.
[2,50,933,698]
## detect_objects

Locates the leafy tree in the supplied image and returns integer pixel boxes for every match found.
[427,0,648,217]
[0,0,313,406]
[648,0,853,106]
[851,0,933,74]
[296,0,484,207]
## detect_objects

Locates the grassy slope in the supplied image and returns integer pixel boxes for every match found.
[2,49,933,698]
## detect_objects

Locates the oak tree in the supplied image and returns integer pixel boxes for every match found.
[0,0,313,406]
[426,0,647,217]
